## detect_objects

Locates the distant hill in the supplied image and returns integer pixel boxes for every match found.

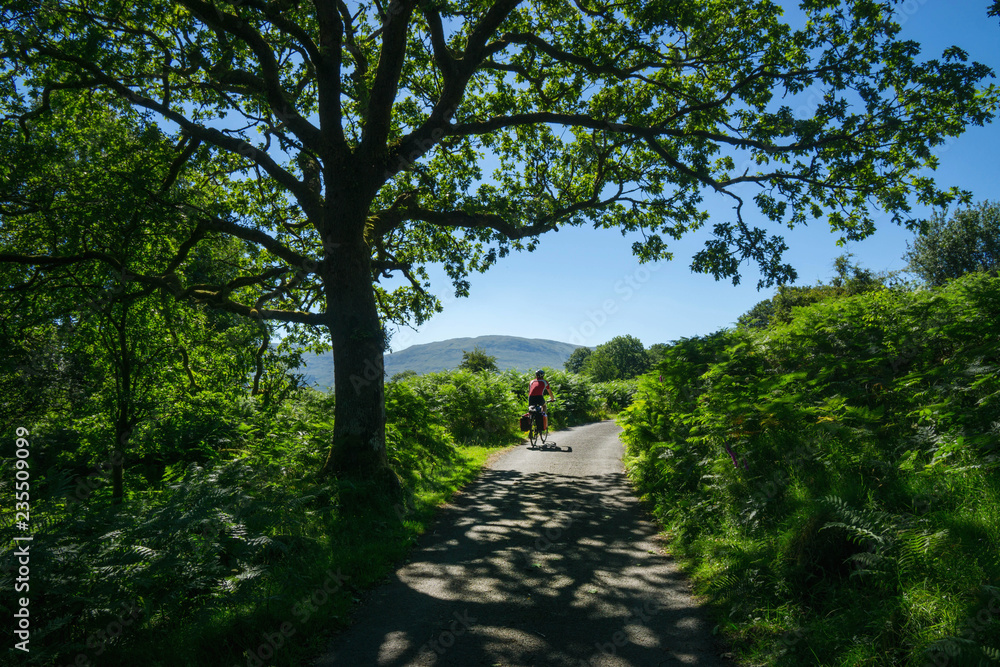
[299,335,584,388]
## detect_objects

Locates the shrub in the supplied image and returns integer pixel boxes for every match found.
[407,369,522,445]
[544,369,603,428]
[619,273,1000,665]
[594,379,637,413]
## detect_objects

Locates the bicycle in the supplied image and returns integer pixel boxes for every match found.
[527,400,554,447]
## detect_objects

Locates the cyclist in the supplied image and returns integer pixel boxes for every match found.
[528,370,555,428]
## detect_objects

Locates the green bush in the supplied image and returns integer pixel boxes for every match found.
[0,457,325,665]
[0,359,615,665]
[385,379,457,482]
[594,379,637,413]
[407,369,522,445]
[542,369,603,428]
[620,273,1000,666]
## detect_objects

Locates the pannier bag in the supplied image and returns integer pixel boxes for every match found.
[519,413,532,431]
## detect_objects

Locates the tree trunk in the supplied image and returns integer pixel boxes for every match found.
[112,304,131,505]
[112,418,128,504]
[319,226,397,493]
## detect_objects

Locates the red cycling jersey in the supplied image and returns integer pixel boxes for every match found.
[529,379,549,397]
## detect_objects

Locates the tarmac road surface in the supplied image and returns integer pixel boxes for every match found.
[314,420,727,667]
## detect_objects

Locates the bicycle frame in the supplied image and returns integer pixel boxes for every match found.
[527,404,548,446]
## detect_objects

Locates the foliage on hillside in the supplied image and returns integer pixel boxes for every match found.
[619,271,1000,665]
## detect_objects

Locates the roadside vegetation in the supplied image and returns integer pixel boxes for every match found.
[6,192,997,666]
[0,354,628,665]
[620,267,1000,665]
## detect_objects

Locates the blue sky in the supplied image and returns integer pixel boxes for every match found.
[385,0,1000,354]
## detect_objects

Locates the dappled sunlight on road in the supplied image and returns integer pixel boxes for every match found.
[315,422,724,667]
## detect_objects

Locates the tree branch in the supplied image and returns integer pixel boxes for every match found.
[194,213,317,272]
[30,43,325,220]
[0,251,125,271]
[178,0,324,151]
[361,0,416,158]
[421,4,456,78]
[314,0,348,151]
[159,135,202,194]
[0,254,323,326]
[243,0,324,66]
[501,31,672,79]
[399,208,555,240]
[450,110,853,157]
[462,0,523,64]
[186,288,325,324]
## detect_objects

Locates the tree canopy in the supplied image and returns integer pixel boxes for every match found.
[459,346,499,373]
[904,201,1000,287]
[564,346,593,374]
[738,254,884,329]
[0,95,299,499]
[2,0,997,483]
[584,334,650,381]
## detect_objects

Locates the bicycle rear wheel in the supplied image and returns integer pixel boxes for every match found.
[528,415,538,446]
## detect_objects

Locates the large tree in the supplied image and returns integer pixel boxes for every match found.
[564,346,592,374]
[459,346,499,373]
[584,334,650,381]
[903,201,1000,286]
[2,0,997,483]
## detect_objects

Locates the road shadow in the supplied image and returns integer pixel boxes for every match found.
[314,464,725,666]
[526,441,571,452]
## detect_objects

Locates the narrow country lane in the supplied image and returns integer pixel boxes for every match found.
[313,421,727,667]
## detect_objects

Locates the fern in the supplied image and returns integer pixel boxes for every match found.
[820,496,955,592]
[898,529,950,573]
[0,456,323,663]
[707,568,770,620]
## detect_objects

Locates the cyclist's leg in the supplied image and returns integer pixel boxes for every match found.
[528,396,544,433]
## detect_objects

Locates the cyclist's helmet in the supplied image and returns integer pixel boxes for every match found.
[535,370,545,378]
